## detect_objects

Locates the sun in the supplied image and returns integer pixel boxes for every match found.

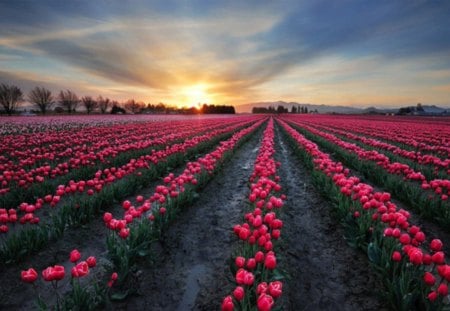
[182,84,211,108]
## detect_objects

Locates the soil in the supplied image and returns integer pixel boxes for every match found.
[0,121,390,310]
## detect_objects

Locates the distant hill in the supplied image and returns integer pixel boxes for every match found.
[236,101,450,115]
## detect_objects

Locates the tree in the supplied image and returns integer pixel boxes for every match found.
[0,83,23,115]
[97,96,111,114]
[277,105,288,113]
[28,87,54,114]
[82,96,98,114]
[58,90,79,113]
[291,106,297,113]
[124,99,144,114]
[111,103,126,114]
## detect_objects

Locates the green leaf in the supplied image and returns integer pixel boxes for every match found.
[137,249,149,257]
[367,242,381,264]
[111,290,130,301]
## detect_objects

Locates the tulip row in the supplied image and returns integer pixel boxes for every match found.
[290,119,449,177]
[282,115,450,158]
[284,118,450,230]
[222,118,286,311]
[101,118,265,293]
[287,119,449,199]
[277,118,450,310]
[1,118,260,264]
[3,117,255,231]
[0,117,248,205]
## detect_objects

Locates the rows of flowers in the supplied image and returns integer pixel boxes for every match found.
[286,119,449,200]
[221,118,286,311]
[291,119,449,176]
[1,118,260,263]
[277,118,450,310]
[2,118,255,231]
[283,118,450,231]
[0,117,247,198]
[282,115,450,158]
[101,118,266,293]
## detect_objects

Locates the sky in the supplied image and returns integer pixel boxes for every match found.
[1,0,450,112]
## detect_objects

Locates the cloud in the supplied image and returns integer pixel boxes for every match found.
[0,0,449,108]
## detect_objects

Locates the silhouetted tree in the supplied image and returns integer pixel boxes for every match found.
[58,90,79,113]
[28,86,54,114]
[0,83,23,115]
[97,96,111,114]
[277,105,288,113]
[291,106,297,113]
[82,96,97,114]
[111,104,126,114]
[124,99,145,114]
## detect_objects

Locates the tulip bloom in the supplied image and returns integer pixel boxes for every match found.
[264,254,277,270]
[71,261,89,278]
[42,265,65,281]
[430,239,443,252]
[423,272,436,286]
[235,256,245,268]
[221,295,234,311]
[268,281,282,298]
[70,249,81,263]
[86,256,97,268]
[21,268,38,283]
[391,251,402,262]
[233,286,245,301]
[257,294,274,311]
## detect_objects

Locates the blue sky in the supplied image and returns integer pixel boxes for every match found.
[0,0,449,110]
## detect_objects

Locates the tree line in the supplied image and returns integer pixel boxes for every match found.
[0,83,235,115]
[252,105,309,114]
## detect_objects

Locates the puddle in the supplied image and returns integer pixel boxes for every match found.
[176,264,208,311]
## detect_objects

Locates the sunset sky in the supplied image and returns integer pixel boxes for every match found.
[1,1,450,111]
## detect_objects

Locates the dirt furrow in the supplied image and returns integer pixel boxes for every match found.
[273,123,386,311]
[113,129,263,310]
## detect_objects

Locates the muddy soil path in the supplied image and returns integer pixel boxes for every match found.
[273,123,387,311]
[113,128,263,310]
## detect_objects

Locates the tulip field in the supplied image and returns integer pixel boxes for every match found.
[0,114,449,310]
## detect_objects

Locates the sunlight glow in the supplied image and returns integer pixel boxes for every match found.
[182,84,211,108]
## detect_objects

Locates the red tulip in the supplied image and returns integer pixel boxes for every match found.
[111,272,118,281]
[432,251,445,264]
[235,256,245,268]
[255,251,264,263]
[257,293,274,311]
[430,239,443,252]
[21,268,38,283]
[42,265,65,281]
[423,272,436,286]
[268,281,282,299]
[257,282,268,295]
[428,291,438,302]
[222,295,234,311]
[86,256,97,268]
[71,261,89,278]
[391,251,402,262]
[264,254,277,270]
[70,249,81,263]
[119,228,130,239]
[437,283,448,296]
[233,286,245,301]
[246,258,256,270]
